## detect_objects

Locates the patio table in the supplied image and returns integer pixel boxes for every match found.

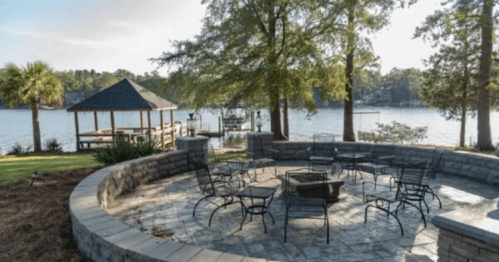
[227,158,255,184]
[236,186,276,233]
[336,152,368,181]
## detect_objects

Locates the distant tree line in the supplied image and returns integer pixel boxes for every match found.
[54,69,177,103]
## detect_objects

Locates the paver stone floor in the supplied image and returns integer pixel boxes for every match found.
[106,161,499,262]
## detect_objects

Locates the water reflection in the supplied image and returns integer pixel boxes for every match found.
[1,107,498,153]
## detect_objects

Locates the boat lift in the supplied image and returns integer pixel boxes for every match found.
[353,110,382,142]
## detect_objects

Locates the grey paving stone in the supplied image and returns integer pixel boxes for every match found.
[147,241,184,260]
[104,160,499,262]
[189,249,224,262]
[216,252,245,262]
[166,245,202,262]
[298,245,325,259]
[356,251,381,260]
[268,248,294,261]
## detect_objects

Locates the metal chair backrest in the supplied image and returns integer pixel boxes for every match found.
[367,143,391,164]
[192,160,216,195]
[426,149,443,180]
[253,136,274,160]
[284,168,328,209]
[203,144,216,163]
[311,133,336,157]
[397,163,426,199]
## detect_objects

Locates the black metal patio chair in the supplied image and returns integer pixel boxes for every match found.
[307,133,337,174]
[249,136,278,179]
[192,160,242,227]
[363,163,427,236]
[357,144,394,187]
[388,148,443,211]
[203,144,243,186]
[283,168,330,244]
[422,148,443,209]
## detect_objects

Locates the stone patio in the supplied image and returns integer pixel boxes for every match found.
[106,161,499,262]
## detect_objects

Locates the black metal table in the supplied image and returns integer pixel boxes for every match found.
[236,186,276,233]
[336,153,367,181]
[227,158,254,185]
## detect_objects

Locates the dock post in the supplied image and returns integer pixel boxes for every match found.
[110,111,115,143]
[160,110,165,149]
[74,112,80,151]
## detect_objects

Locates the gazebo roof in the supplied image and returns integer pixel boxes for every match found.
[67,78,177,112]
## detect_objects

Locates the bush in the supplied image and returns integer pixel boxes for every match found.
[93,137,161,166]
[223,134,245,148]
[9,142,31,155]
[44,138,63,153]
[375,121,428,144]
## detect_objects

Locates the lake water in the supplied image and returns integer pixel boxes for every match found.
[1,107,499,153]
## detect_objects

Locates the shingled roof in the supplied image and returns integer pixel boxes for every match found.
[67,78,177,111]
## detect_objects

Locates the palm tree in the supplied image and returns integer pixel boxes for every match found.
[0,61,64,152]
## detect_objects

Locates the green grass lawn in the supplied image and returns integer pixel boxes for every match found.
[0,153,102,185]
[210,151,248,162]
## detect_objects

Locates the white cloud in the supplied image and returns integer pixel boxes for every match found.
[1,0,206,75]
[4,28,44,38]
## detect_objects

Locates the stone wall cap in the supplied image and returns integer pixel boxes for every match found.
[432,197,499,247]
[247,132,273,136]
[177,136,209,141]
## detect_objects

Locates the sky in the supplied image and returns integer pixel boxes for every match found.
[0,0,442,76]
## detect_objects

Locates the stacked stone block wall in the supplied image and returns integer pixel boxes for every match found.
[437,228,499,262]
[246,132,274,159]
[70,142,251,261]
[176,136,209,165]
[97,152,189,208]
[269,140,499,187]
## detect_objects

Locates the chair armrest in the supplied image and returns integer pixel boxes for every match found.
[377,155,395,165]
[248,152,255,159]
[265,148,279,159]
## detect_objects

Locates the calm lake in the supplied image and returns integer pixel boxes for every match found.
[1,107,499,153]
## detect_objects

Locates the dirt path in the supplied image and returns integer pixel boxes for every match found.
[0,168,96,262]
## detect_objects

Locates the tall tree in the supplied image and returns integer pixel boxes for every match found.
[0,62,64,152]
[477,0,494,150]
[152,0,346,141]
[93,72,119,90]
[415,0,481,147]
[333,0,411,141]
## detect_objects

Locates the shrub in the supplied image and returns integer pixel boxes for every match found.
[9,142,31,155]
[223,134,245,148]
[44,138,63,153]
[375,121,428,144]
[93,137,161,166]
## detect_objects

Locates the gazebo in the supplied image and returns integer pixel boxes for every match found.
[67,78,179,152]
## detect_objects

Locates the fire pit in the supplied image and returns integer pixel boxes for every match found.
[278,172,344,203]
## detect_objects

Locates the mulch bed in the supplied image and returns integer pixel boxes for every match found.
[0,168,97,262]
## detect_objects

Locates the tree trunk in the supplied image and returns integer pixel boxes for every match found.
[477,0,494,150]
[283,98,289,140]
[31,104,42,152]
[343,6,356,142]
[267,1,285,141]
[460,102,467,148]
[269,88,285,140]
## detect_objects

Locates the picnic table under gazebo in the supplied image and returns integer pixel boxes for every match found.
[67,78,182,152]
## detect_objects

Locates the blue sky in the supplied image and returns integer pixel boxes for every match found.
[1,0,440,76]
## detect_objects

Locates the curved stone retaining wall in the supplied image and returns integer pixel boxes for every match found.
[70,150,249,262]
[272,141,499,186]
[71,138,499,262]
